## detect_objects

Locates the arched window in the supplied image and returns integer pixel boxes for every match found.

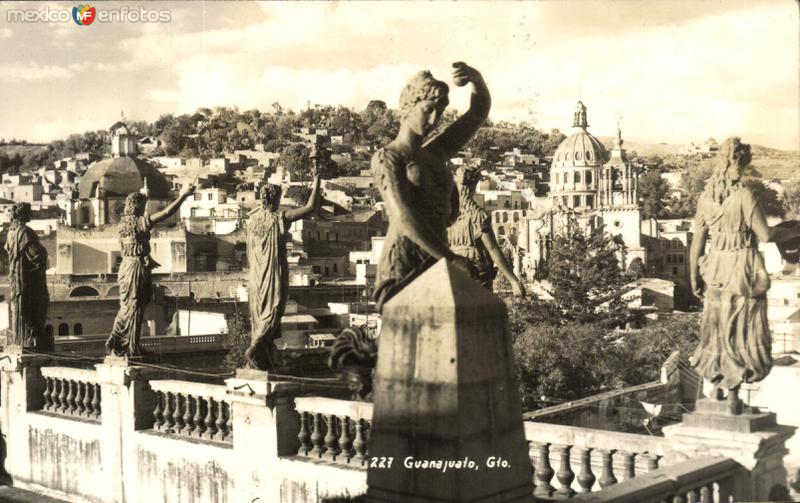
[502,212,508,223]
[58,323,69,336]
[74,323,83,336]
[513,212,520,223]
[69,286,100,297]
[498,226,505,236]
[586,151,593,161]
[575,151,582,161]
[555,172,560,185]
[574,171,581,184]
[585,171,593,185]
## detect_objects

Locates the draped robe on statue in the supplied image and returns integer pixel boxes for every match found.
[106,215,157,356]
[245,209,289,370]
[6,222,50,349]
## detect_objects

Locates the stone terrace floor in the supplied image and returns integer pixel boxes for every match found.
[0,486,68,502]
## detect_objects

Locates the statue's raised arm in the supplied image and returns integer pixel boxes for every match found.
[425,62,491,158]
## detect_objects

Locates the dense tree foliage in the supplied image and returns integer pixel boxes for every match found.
[637,168,671,219]
[222,310,251,372]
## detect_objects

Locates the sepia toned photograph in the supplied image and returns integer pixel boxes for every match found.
[0,1,798,502]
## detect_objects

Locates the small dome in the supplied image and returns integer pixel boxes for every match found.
[78,156,171,199]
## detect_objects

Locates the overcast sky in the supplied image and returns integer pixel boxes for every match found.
[0,0,797,150]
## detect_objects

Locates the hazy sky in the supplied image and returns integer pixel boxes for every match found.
[1,1,798,149]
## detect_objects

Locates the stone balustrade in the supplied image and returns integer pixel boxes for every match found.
[569,456,741,502]
[148,379,233,443]
[524,421,667,499]
[294,396,373,466]
[40,367,101,421]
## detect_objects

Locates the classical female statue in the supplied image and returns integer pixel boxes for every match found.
[690,137,800,412]
[106,184,195,357]
[6,203,50,350]
[245,161,322,371]
[371,62,489,310]
[448,165,526,296]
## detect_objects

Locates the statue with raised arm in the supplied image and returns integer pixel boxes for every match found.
[449,165,526,297]
[6,203,50,350]
[690,138,800,413]
[105,184,196,357]
[244,154,322,371]
[371,62,489,310]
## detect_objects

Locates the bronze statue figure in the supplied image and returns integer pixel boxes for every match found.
[245,157,322,371]
[448,165,526,297]
[371,62,490,310]
[690,137,800,411]
[106,184,196,357]
[6,203,50,350]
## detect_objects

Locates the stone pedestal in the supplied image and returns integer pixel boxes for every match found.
[664,398,795,501]
[366,259,533,503]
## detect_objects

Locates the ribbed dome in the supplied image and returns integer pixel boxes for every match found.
[551,130,607,169]
[79,156,171,199]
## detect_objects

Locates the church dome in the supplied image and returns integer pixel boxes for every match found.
[551,101,607,169]
[78,156,171,199]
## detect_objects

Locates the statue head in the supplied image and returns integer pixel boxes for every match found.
[705,137,751,204]
[260,184,282,211]
[11,202,31,224]
[399,71,450,137]
[123,192,147,217]
[454,165,481,195]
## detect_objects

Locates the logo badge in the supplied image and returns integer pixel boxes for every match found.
[72,5,96,26]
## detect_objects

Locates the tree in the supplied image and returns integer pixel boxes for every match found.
[782,178,800,217]
[222,310,251,372]
[626,257,645,279]
[742,178,784,218]
[279,144,312,181]
[638,168,670,219]
[546,215,631,327]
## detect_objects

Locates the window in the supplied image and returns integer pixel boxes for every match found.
[74,323,83,336]
[324,267,329,275]
[191,208,197,217]
[562,196,568,206]
[312,266,321,274]
[498,226,505,236]
[209,209,216,218]
[555,172,560,184]
[193,192,201,201]
[513,213,519,223]
[672,267,679,275]
[196,255,208,271]
[573,196,581,207]
[207,193,213,201]
[574,172,581,184]
[502,213,508,223]
[586,195,594,208]
[81,207,90,224]
[333,263,338,273]
[586,171,593,185]
[58,323,69,336]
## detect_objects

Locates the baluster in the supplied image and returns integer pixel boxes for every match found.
[338,416,355,462]
[686,488,700,503]
[153,391,164,430]
[49,378,59,412]
[58,378,68,413]
[173,393,184,433]
[310,413,326,457]
[700,484,712,503]
[297,412,311,455]
[92,383,101,418]
[66,380,77,415]
[213,400,226,441]
[225,403,233,440]
[193,397,204,436]
[74,382,85,416]
[42,377,53,411]
[82,382,92,417]
[647,454,661,471]
[533,443,555,498]
[164,392,175,431]
[353,418,367,464]
[183,395,195,434]
[672,495,686,503]
[598,450,617,488]
[204,397,217,439]
[576,447,596,493]
[555,445,575,498]
[621,451,635,480]
[323,414,340,460]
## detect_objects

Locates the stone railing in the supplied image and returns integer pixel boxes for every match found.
[56,334,226,356]
[294,396,373,466]
[40,367,101,421]
[148,379,233,444]
[524,421,667,499]
[569,456,741,502]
